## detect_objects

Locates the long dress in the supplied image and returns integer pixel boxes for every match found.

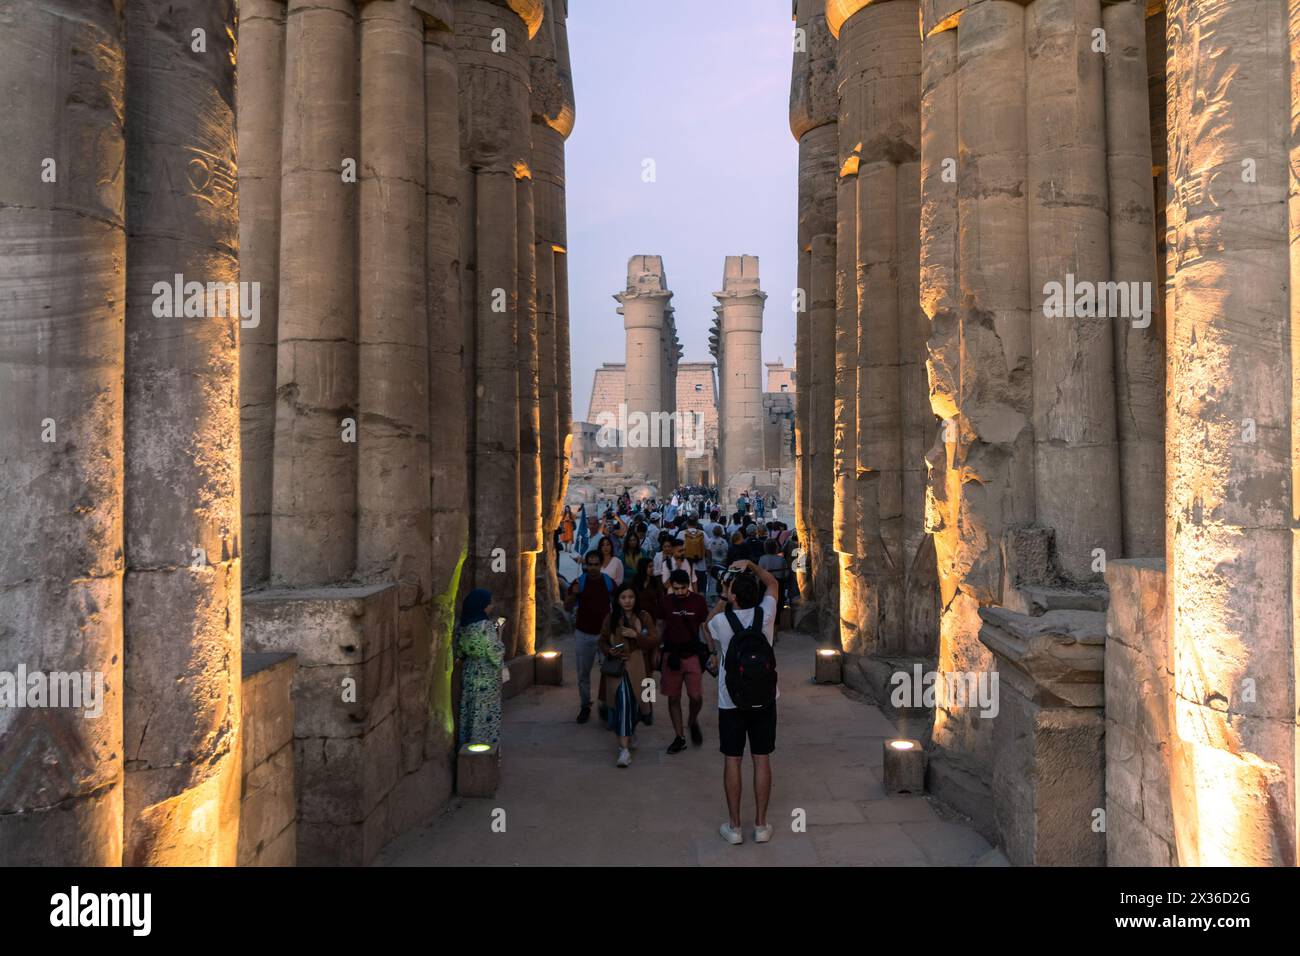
[456,619,504,747]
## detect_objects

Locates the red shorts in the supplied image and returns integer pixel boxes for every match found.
[659,652,703,700]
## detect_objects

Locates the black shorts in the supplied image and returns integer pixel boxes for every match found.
[718,704,777,758]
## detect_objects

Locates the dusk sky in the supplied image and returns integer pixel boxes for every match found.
[565,0,799,421]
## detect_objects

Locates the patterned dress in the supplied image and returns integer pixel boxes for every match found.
[456,619,504,747]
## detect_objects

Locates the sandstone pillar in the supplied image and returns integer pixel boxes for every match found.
[830,0,931,667]
[122,0,241,865]
[272,0,359,585]
[1105,0,1164,559]
[516,169,541,655]
[530,0,576,642]
[0,0,126,865]
[424,9,467,790]
[833,134,861,654]
[617,255,673,487]
[663,307,682,490]
[239,0,287,588]
[715,256,767,501]
[921,0,1037,826]
[456,0,541,659]
[1166,0,1298,866]
[357,0,434,776]
[790,0,840,641]
[1026,0,1121,580]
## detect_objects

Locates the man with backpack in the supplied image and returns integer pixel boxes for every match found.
[705,559,780,846]
[564,550,616,724]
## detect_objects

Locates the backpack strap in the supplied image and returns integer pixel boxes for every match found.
[724,607,744,636]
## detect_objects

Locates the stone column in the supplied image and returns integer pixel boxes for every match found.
[833,149,860,650]
[122,0,241,865]
[715,256,767,499]
[455,0,540,659]
[1105,0,1164,559]
[357,0,434,784]
[1026,0,1121,581]
[790,0,840,641]
[1166,0,1298,866]
[0,0,126,865]
[238,0,287,589]
[830,0,929,668]
[921,0,1037,828]
[530,0,576,643]
[516,170,541,655]
[618,255,673,487]
[272,0,359,586]
[664,307,682,490]
[424,6,466,797]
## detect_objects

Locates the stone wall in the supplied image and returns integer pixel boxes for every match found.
[238,654,298,867]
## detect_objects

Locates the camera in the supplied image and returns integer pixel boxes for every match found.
[707,565,753,590]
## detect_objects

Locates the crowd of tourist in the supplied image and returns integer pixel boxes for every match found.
[453,487,793,845]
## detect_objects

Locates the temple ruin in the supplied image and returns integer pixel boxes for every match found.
[0,0,1297,869]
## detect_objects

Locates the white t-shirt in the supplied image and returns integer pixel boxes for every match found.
[602,557,624,586]
[707,595,778,710]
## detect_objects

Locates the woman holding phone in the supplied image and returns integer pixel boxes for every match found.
[454,588,505,748]
[598,583,658,767]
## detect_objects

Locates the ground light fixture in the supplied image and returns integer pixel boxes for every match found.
[457,742,500,798]
[883,738,926,794]
[535,647,564,686]
[814,646,843,684]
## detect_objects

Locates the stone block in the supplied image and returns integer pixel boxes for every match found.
[814,648,843,683]
[534,649,563,685]
[502,653,534,700]
[883,739,926,794]
[457,742,500,798]
[295,710,402,826]
[241,652,297,770]
[243,584,397,666]
[388,758,452,837]
[981,605,1107,865]
[244,584,405,864]
[237,744,296,867]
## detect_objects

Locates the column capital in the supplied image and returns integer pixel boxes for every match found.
[508,0,545,38]
[827,0,918,39]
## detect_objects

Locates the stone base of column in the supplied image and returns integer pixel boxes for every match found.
[979,606,1107,867]
[243,583,404,866]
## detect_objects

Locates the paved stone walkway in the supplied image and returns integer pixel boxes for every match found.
[377,630,994,866]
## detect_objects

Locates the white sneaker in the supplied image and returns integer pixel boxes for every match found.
[754,824,773,844]
[617,748,631,768]
[719,823,743,845]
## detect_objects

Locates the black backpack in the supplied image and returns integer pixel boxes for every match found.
[723,605,777,710]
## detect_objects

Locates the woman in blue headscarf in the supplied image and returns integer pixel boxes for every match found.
[455,588,504,748]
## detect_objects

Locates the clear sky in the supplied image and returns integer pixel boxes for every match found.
[564,0,799,421]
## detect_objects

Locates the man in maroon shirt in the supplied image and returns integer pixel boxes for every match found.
[564,550,614,723]
[658,569,710,753]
